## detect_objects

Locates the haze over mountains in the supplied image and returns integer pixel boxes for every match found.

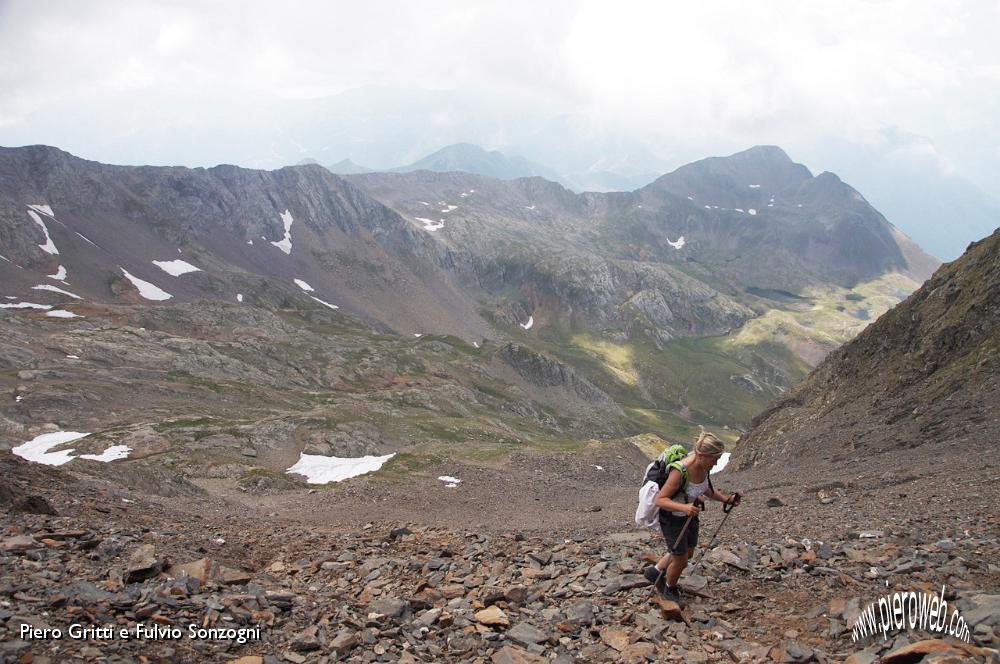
[8,83,994,261]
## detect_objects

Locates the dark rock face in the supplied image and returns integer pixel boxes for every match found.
[10,495,58,515]
[494,343,617,408]
[732,227,1000,470]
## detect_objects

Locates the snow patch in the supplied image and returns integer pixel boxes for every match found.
[593,465,604,471]
[153,259,200,276]
[748,209,757,216]
[80,445,131,462]
[48,265,67,280]
[419,201,430,206]
[75,232,97,246]
[735,208,744,213]
[271,210,294,254]
[441,205,457,213]
[667,236,685,250]
[66,354,79,359]
[0,302,52,310]
[46,310,81,318]
[27,210,59,255]
[286,452,395,484]
[438,475,461,488]
[294,279,314,292]
[12,431,130,466]
[525,205,536,210]
[309,296,339,310]
[32,284,81,299]
[714,452,731,473]
[12,431,89,465]
[28,204,54,217]
[520,315,534,330]
[687,196,694,200]
[236,294,243,303]
[415,217,444,232]
[748,184,761,189]
[120,268,172,301]
[414,333,423,338]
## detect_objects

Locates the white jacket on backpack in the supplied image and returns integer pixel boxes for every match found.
[635,461,660,529]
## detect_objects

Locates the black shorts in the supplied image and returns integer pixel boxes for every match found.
[660,513,699,556]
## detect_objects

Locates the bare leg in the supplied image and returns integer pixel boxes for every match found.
[666,549,696,586]
[655,553,671,571]
[666,552,687,587]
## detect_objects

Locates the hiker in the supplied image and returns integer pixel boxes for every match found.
[644,431,741,605]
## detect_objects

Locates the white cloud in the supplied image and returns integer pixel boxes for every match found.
[0,0,996,191]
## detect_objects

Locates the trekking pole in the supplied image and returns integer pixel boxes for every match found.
[689,493,740,571]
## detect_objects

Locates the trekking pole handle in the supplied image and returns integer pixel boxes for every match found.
[723,492,741,513]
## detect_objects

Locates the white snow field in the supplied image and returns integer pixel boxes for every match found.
[286,452,396,484]
[120,268,172,301]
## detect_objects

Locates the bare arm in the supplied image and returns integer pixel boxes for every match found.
[708,486,741,504]
[654,469,700,516]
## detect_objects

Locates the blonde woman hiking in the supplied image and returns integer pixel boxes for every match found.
[643,431,741,606]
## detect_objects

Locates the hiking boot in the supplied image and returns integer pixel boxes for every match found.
[662,585,686,608]
[643,566,666,594]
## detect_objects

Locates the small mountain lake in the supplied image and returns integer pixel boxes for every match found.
[746,287,811,303]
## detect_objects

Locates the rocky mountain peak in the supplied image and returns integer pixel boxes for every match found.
[327,158,374,174]
[648,145,813,196]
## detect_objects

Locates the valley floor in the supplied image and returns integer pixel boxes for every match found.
[1,443,998,663]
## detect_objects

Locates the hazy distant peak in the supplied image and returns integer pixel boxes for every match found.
[327,158,373,174]
[394,142,566,184]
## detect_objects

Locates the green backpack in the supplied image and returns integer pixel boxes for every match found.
[648,443,713,499]
[661,444,691,495]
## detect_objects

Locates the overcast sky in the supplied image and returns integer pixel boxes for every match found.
[1,0,998,196]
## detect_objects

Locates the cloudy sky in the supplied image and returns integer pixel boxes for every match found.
[1,0,998,247]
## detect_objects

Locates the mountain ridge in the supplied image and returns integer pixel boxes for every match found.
[731,226,1000,471]
[0,142,943,442]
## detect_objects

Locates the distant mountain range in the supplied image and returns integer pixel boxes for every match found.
[0,143,939,444]
[314,140,998,263]
[315,143,659,192]
[6,84,991,260]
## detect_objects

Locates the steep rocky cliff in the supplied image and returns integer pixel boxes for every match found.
[731,226,1000,470]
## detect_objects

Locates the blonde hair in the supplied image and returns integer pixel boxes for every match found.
[693,429,725,456]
